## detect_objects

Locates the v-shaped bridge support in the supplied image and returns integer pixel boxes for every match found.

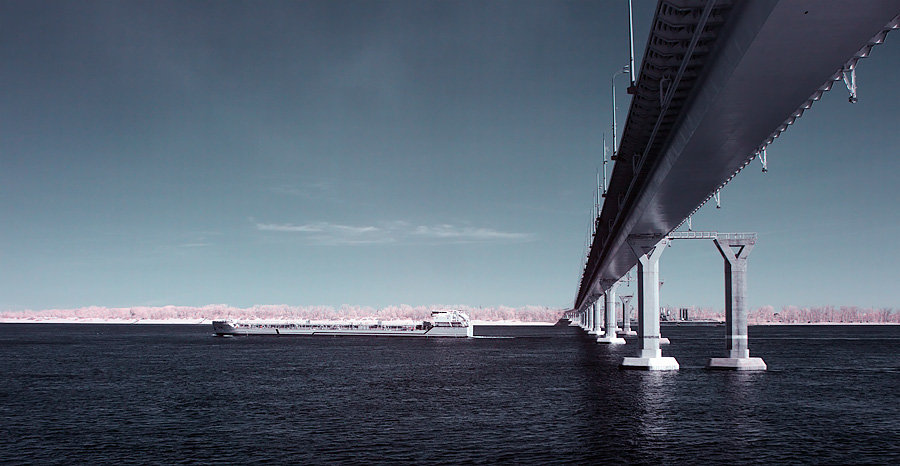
[709,236,767,370]
[620,235,679,370]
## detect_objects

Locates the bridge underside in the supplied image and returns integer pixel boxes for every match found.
[576,0,900,309]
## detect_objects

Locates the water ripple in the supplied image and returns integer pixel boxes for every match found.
[0,324,897,463]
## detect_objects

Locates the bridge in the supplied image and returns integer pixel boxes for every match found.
[568,0,900,369]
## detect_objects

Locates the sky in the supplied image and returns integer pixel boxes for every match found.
[1,1,898,312]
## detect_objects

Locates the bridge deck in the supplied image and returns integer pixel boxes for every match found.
[576,0,900,308]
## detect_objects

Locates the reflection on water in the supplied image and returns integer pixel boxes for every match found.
[721,371,768,449]
[635,371,678,442]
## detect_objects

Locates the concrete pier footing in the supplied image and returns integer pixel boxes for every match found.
[622,346,679,370]
[707,357,767,370]
[597,335,627,344]
[621,356,680,370]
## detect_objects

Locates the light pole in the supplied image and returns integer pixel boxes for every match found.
[628,0,636,88]
[601,133,608,198]
[611,65,630,160]
[612,0,637,159]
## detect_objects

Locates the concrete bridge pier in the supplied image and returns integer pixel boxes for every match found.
[590,300,602,335]
[597,281,626,344]
[618,295,637,336]
[587,300,595,334]
[621,237,679,370]
[708,237,766,370]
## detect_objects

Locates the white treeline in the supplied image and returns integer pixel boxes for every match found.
[664,305,898,323]
[3,305,895,324]
[0,304,565,323]
[749,305,898,324]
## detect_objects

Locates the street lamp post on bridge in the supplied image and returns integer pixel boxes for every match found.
[610,65,630,161]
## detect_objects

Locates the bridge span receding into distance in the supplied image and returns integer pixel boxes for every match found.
[567,0,900,370]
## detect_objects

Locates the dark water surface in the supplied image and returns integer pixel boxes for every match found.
[1,324,898,464]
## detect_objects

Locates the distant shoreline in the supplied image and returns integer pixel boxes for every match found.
[750,321,900,326]
[0,318,896,326]
[0,318,558,326]
[0,318,214,325]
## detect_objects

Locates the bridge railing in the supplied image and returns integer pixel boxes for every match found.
[666,231,757,241]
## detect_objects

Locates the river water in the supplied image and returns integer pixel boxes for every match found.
[1,323,897,464]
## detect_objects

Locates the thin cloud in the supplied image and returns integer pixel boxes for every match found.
[413,224,534,242]
[257,223,326,233]
[255,221,534,245]
[256,222,389,245]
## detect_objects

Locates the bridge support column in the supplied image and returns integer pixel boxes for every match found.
[618,295,637,336]
[588,301,595,333]
[622,237,678,370]
[708,237,766,370]
[590,300,602,335]
[598,281,625,344]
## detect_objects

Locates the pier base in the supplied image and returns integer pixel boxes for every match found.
[707,357,767,370]
[597,335,626,344]
[622,356,680,370]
